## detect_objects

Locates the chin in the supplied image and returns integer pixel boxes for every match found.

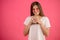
[34,13,39,15]
[36,13,39,15]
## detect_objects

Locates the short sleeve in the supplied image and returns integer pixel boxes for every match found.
[44,17,51,28]
[24,16,31,26]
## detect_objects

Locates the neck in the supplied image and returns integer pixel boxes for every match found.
[34,15,40,17]
[33,15,42,18]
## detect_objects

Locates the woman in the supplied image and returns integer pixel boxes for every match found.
[23,1,51,40]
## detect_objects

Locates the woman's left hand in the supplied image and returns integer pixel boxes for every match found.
[36,17,43,25]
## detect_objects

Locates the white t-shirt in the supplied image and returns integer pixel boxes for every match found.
[24,16,51,40]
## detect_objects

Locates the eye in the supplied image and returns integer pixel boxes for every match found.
[36,8,39,10]
[33,8,35,10]
[32,8,35,12]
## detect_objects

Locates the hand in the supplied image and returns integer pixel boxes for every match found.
[31,16,37,24]
[31,16,43,24]
[36,16,43,25]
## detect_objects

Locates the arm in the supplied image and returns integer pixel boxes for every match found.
[23,18,32,36]
[23,24,31,36]
[39,23,50,37]
[37,17,51,37]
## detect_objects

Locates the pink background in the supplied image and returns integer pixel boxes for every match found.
[0,0,60,40]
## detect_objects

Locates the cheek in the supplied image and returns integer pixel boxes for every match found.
[32,10,35,13]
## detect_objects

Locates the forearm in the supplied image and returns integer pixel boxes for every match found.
[39,23,49,36]
[24,26,30,36]
[24,23,32,36]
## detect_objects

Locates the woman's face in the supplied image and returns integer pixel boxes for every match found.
[32,5,40,16]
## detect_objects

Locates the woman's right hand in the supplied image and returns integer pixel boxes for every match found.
[31,16,37,24]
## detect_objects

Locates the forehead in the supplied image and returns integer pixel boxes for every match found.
[33,5,38,9]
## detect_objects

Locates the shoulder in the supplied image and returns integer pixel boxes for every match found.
[42,16,49,19]
[41,16,50,21]
[43,17,50,24]
[25,16,32,20]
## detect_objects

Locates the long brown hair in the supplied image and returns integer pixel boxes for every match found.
[30,1,45,16]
